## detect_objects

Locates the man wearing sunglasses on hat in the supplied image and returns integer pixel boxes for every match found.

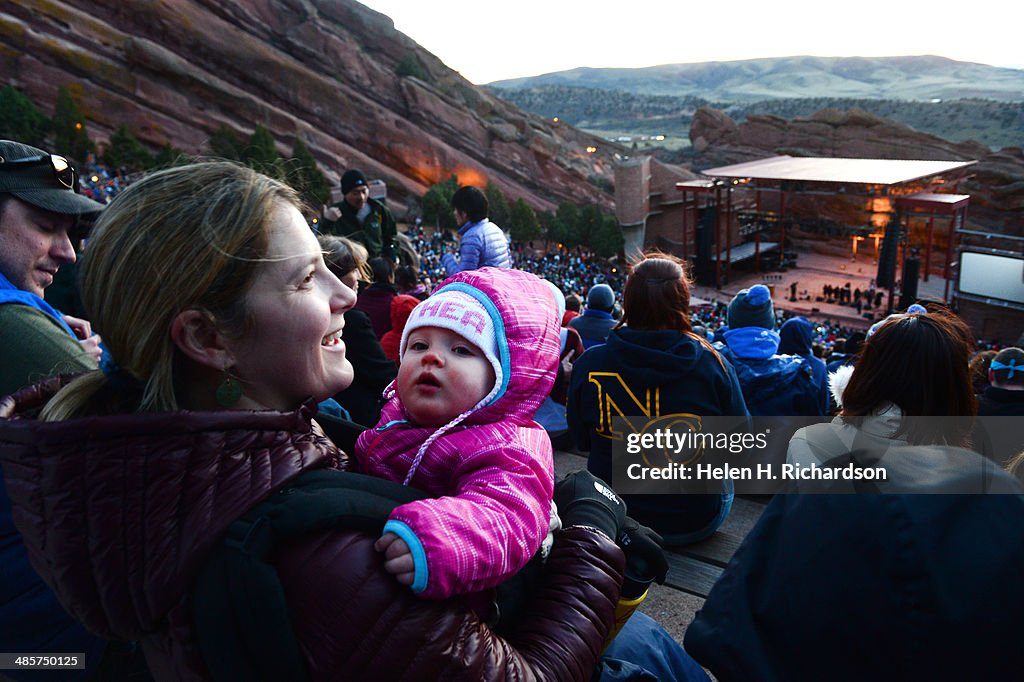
[0,140,106,399]
[0,140,117,681]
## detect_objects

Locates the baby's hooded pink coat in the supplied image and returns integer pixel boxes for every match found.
[355,267,560,599]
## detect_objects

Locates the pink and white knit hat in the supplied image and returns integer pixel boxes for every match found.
[396,289,505,486]
[399,290,503,407]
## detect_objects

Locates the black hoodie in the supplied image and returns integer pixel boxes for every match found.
[567,327,749,540]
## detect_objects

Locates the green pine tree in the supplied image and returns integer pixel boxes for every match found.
[52,86,93,162]
[244,125,282,175]
[0,86,50,147]
[575,205,603,246]
[396,54,426,80]
[537,210,555,247]
[422,176,459,231]
[508,198,541,243]
[484,183,510,228]
[549,202,581,247]
[153,144,188,168]
[102,125,154,170]
[206,126,245,160]
[591,210,625,258]
[289,137,330,208]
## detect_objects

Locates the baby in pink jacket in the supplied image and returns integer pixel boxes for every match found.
[354,267,561,599]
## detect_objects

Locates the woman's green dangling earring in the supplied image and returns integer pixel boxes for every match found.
[215,373,242,407]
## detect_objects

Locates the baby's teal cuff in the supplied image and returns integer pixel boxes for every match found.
[383,520,428,593]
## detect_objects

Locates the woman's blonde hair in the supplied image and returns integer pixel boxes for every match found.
[42,160,301,420]
[1005,449,1024,484]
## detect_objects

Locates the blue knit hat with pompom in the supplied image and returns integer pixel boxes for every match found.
[728,284,776,330]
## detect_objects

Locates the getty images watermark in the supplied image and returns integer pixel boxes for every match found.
[610,416,1022,494]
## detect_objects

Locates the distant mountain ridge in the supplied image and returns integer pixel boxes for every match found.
[489,56,1024,103]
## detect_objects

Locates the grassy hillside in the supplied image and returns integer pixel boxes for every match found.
[489,85,1024,151]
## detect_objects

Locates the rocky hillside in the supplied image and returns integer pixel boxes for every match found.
[0,0,620,213]
[689,107,1023,235]
[490,56,1024,103]
[491,85,1024,151]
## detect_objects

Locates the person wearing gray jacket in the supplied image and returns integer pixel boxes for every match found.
[442,186,512,274]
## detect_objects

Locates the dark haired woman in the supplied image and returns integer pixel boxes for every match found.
[567,252,749,545]
[787,309,978,471]
[394,263,429,300]
[441,186,511,274]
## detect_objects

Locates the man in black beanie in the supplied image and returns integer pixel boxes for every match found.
[321,168,396,259]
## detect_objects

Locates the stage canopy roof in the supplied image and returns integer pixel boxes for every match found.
[700,155,976,186]
[719,241,778,264]
[896,191,971,212]
[676,179,716,191]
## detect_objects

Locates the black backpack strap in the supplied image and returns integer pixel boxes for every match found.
[314,412,368,457]
[192,469,428,682]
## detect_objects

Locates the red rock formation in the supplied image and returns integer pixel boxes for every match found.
[0,0,620,214]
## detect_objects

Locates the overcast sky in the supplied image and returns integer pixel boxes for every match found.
[357,0,1024,84]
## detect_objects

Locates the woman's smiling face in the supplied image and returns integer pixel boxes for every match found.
[227,202,356,410]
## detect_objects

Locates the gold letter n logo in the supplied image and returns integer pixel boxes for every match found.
[588,372,660,440]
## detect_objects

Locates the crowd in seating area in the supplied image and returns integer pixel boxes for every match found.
[66,159,927,369]
[400,223,898,362]
[77,152,133,204]
[5,143,1023,682]
[404,223,626,301]
[64,164,1012,358]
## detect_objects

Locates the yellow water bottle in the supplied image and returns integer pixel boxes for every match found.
[603,558,656,649]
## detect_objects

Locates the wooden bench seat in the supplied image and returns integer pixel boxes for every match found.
[665,496,767,597]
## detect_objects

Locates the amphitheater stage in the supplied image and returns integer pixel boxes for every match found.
[691,249,950,330]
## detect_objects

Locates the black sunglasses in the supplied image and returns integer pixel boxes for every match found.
[0,153,79,191]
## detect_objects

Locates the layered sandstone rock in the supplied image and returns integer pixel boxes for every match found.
[1,0,620,213]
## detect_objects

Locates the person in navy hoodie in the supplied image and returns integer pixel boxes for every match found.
[568,253,747,545]
[685,448,1024,682]
[778,316,830,412]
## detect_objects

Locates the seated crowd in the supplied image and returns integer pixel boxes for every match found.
[1,139,1022,682]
